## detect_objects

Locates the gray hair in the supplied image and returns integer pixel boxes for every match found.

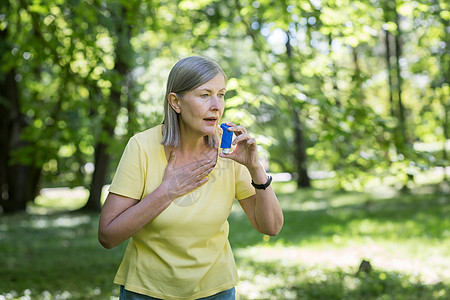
[161,56,227,148]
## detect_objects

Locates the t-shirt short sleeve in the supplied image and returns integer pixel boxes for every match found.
[234,162,255,200]
[109,136,146,200]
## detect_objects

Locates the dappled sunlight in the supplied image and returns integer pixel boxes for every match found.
[0,287,110,300]
[29,186,110,214]
[234,245,449,299]
[235,243,449,285]
[235,258,449,300]
[32,187,88,213]
[26,215,91,229]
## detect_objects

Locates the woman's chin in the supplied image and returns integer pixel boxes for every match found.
[204,129,217,136]
[201,125,218,135]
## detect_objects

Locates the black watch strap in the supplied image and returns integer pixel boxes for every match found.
[251,175,273,190]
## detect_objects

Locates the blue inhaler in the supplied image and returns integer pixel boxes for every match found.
[220,123,233,154]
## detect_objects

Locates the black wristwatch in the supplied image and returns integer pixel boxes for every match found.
[251,175,273,190]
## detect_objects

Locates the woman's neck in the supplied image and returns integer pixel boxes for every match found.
[178,135,210,155]
[177,121,216,155]
[165,136,216,167]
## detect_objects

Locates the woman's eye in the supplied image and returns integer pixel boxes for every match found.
[219,93,225,98]
[201,94,209,98]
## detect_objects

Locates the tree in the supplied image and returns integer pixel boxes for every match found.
[82,1,135,211]
[0,0,31,212]
[1,0,448,214]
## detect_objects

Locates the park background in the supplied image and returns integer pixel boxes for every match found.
[0,0,449,299]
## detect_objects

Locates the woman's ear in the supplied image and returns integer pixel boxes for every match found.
[168,93,181,113]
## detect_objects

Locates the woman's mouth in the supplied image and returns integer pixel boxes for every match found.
[203,118,217,125]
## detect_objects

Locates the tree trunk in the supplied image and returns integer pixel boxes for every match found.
[83,142,111,211]
[0,39,12,210]
[328,34,341,107]
[384,29,395,117]
[0,66,41,213]
[393,7,414,190]
[394,8,406,145]
[0,9,42,213]
[352,46,366,105]
[0,67,26,213]
[442,99,449,182]
[83,68,128,212]
[286,31,310,188]
[82,6,131,211]
[293,108,310,187]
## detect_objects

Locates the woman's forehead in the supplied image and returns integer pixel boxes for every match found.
[195,74,227,91]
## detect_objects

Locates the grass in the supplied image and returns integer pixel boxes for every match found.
[230,182,450,299]
[0,182,449,299]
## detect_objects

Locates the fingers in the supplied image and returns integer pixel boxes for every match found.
[231,133,256,147]
[169,152,214,171]
[192,176,209,190]
[186,159,215,173]
[166,159,215,190]
[172,161,214,184]
[191,161,215,179]
[231,126,247,136]
[224,122,247,136]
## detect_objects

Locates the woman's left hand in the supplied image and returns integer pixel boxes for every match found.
[218,122,261,170]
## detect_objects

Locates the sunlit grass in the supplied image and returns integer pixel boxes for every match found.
[0,182,449,299]
[230,182,450,299]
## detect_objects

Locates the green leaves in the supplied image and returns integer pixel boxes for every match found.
[1,0,448,205]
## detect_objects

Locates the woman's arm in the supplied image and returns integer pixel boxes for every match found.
[98,152,216,249]
[98,187,171,249]
[238,165,283,236]
[219,123,283,236]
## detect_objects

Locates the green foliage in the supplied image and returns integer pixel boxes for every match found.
[223,0,449,189]
[1,0,448,210]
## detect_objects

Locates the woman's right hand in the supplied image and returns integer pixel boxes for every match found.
[159,151,215,200]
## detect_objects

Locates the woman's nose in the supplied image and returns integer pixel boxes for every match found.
[210,95,222,110]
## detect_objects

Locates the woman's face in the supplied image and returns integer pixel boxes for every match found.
[172,73,226,138]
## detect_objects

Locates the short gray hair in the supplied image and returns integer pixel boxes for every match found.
[161,56,227,148]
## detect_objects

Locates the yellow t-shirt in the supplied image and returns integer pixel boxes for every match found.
[108,125,255,300]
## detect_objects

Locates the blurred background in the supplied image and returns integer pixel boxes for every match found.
[0,0,449,299]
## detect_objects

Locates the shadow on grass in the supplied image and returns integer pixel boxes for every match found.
[235,258,449,300]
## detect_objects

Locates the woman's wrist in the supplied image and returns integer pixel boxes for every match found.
[154,183,177,203]
[248,163,268,185]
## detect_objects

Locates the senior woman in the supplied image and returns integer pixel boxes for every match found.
[98,56,283,300]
